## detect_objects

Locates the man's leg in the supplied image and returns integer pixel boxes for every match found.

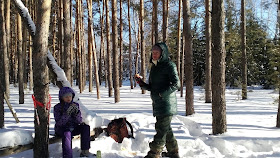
[166,127,178,153]
[62,130,72,158]
[145,115,173,158]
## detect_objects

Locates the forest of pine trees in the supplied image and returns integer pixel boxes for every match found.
[0,0,280,156]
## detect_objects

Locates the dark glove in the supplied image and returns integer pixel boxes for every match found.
[67,104,79,116]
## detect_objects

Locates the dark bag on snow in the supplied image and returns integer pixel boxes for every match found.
[105,118,134,143]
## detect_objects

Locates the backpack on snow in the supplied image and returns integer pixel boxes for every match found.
[105,118,134,143]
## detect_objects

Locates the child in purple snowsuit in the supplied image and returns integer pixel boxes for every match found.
[54,87,91,158]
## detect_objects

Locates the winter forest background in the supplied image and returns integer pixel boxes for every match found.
[0,0,280,157]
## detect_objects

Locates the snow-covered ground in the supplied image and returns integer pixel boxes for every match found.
[1,82,280,158]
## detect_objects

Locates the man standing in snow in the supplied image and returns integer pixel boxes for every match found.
[135,43,180,158]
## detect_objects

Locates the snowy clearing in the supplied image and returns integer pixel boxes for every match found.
[1,83,280,158]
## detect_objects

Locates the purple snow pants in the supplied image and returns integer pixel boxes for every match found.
[58,124,90,158]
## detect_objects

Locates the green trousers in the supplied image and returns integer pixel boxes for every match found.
[149,115,178,153]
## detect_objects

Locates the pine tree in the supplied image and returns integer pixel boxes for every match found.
[211,0,227,135]
[17,13,24,104]
[106,0,113,97]
[205,0,212,103]
[241,0,247,99]
[140,0,146,94]
[33,0,52,156]
[183,0,194,115]
[112,0,120,102]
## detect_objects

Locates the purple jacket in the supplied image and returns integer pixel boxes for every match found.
[54,87,82,136]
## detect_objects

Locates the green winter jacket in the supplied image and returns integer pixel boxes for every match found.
[141,43,180,117]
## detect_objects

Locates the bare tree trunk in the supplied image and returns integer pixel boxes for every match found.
[52,0,57,57]
[134,13,140,88]
[58,0,63,67]
[106,0,113,97]
[162,0,168,43]
[14,18,18,86]
[87,0,93,92]
[87,0,100,99]
[98,0,105,86]
[29,34,33,90]
[241,0,247,100]
[0,0,6,128]
[180,35,184,97]
[112,0,120,102]
[152,0,158,45]
[276,0,280,128]
[29,0,34,90]
[211,0,227,135]
[63,0,72,83]
[183,0,194,115]
[119,0,123,87]
[140,0,146,94]
[33,0,52,157]
[22,0,28,90]
[17,13,24,104]
[128,0,133,89]
[205,0,212,103]
[177,0,182,90]
[5,0,10,98]
[70,1,73,86]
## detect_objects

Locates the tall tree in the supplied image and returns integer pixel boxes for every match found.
[162,0,169,43]
[98,0,105,86]
[5,0,10,98]
[17,13,24,104]
[241,0,247,99]
[87,0,100,99]
[119,0,123,87]
[128,0,133,89]
[205,0,212,103]
[58,0,63,67]
[112,0,120,102]
[22,0,28,89]
[87,0,93,92]
[33,0,52,156]
[140,0,146,94]
[180,34,185,98]
[0,0,6,128]
[63,0,72,83]
[106,0,113,97]
[276,0,280,128]
[177,0,182,92]
[211,0,227,134]
[183,0,194,115]
[152,0,158,45]
[29,0,34,91]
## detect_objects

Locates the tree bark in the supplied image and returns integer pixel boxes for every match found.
[152,0,158,45]
[162,0,168,43]
[211,0,227,135]
[205,0,212,103]
[241,0,247,100]
[0,0,6,128]
[140,0,146,94]
[87,0,100,99]
[180,34,184,97]
[22,0,28,90]
[98,0,105,86]
[17,14,24,104]
[63,0,72,84]
[33,0,52,157]
[106,0,113,97]
[29,0,34,91]
[119,0,123,87]
[183,0,194,115]
[5,0,10,98]
[128,0,133,89]
[58,0,63,67]
[112,0,120,102]
[177,0,182,91]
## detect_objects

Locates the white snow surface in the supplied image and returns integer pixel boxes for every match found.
[1,83,280,158]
